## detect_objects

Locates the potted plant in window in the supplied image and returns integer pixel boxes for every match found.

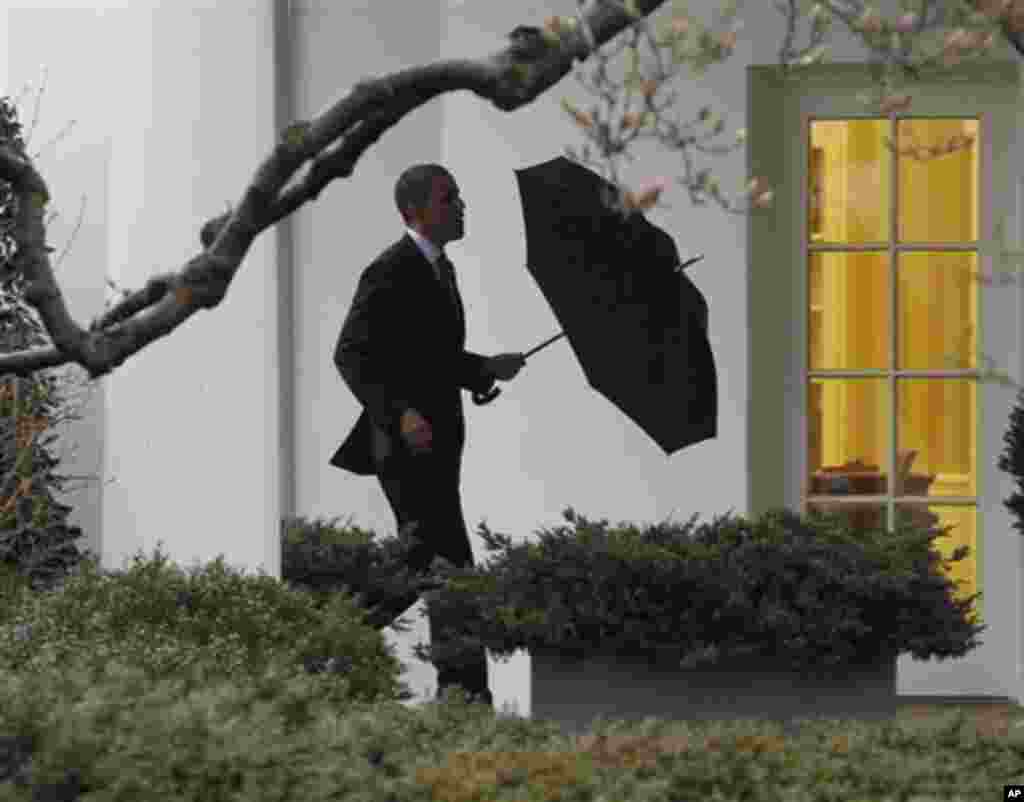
[410,506,984,736]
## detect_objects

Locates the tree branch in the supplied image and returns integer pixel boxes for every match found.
[0,0,671,380]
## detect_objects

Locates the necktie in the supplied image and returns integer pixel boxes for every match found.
[435,252,463,328]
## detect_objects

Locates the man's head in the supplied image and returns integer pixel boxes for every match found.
[394,164,465,247]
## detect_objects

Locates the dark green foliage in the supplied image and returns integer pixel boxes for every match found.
[408,506,984,676]
[280,513,443,633]
[998,387,1024,537]
[0,95,96,598]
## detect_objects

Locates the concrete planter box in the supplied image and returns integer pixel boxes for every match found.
[529,648,898,736]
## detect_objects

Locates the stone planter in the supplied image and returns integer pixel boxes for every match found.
[529,648,898,736]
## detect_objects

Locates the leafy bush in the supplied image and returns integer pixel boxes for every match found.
[0,538,414,711]
[408,506,984,676]
[0,511,1016,801]
[280,512,460,631]
[0,511,455,707]
[1,644,1020,802]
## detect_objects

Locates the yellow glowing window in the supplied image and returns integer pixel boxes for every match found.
[805,118,980,619]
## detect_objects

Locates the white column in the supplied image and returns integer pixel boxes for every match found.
[3,2,284,586]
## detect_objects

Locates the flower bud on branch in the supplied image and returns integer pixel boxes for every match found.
[561,99,594,129]
[858,8,884,34]
[542,16,566,47]
[894,13,918,34]
[671,16,690,36]
[623,178,668,212]
[621,112,643,129]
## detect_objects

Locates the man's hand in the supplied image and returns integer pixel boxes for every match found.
[400,408,433,454]
[487,353,526,382]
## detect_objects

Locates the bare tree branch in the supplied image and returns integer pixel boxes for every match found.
[0,0,673,381]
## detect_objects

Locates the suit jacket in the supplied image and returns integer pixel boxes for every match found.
[330,233,497,475]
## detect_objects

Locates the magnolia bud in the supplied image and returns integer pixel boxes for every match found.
[544,16,563,34]
[894,13,917,33]
[561,99,594,129]
[720,30,737,51]
[735,128,747,143]
[946,28,969,49]
[633,185,663,211]
[754,190,774,208]
[640,80,659,99]
[859,9,883,34]
[671,16,690,35]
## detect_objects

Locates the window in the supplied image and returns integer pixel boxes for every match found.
[804,117,980,615]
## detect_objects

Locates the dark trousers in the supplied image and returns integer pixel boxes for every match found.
[371,447,490,701]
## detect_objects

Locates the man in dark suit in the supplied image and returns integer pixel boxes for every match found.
[329,163,525,707]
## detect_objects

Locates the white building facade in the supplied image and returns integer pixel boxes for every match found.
[3,0,1023,715]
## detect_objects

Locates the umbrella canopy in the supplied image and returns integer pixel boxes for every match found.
[513,155,716,453]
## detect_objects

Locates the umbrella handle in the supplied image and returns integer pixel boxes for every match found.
[473,332,565,406]
[473,386,502,405]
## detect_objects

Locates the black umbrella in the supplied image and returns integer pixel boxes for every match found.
[472,155,716,454]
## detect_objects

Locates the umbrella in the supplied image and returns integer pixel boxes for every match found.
[472,155,716,454]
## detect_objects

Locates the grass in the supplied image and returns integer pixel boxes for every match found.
[0,550,1021,801]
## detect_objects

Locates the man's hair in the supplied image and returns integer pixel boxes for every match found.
[394,163,451,224]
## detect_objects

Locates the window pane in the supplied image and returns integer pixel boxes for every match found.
[895,379,976,496]
[807,503,886,536]
[809,252,889,371]
[894,504,980,622]
[808,378,890,484]
[897,119,978,244]
[897,252,978,370]
[809,119,890,244]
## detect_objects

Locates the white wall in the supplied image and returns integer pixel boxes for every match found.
[1,2,283,590]
[4,0,1022,715]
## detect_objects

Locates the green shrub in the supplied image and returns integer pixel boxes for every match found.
[0,511,1017,801]
[1,511,447,713]
[0,539,414,712]
[280,512,452,632]
[409,506,984,675]
[998,386,1024,538]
